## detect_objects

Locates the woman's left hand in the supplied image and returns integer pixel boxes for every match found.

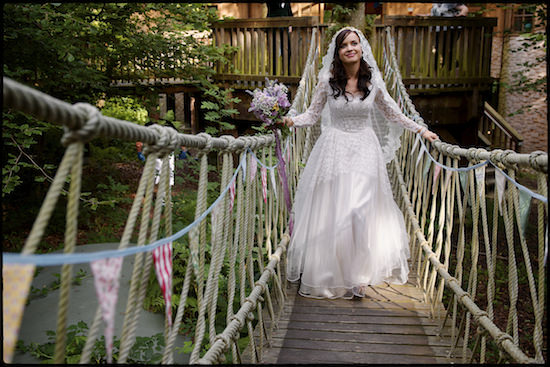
[422,130,439,142]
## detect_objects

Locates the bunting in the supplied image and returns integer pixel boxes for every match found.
[152,242,173,328]
[249,155,257,183]
[261,167,268,204]
[422,157,431,178]
[411,134,420,154]
[3,264,35,363]
[90,257,123,364]
[517,189,532,237]
[416,144,425,167]
[269,167,278,200]
[474,165,486,199]
[229,179,236,212]
[495,169,506,213]
[432,165,442,194]
[241,154,247,183]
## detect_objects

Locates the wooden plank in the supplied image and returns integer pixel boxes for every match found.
[268,337,456,358]
[213,17,322,29]
[263,346,456,364]
[282,27,289,76]
[269,327,454,348]
[380,16,497,28]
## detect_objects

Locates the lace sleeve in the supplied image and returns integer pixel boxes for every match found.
[374,87,423,133]
[290,79,328,128]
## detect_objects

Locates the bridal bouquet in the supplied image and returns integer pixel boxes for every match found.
[247,78,293,234]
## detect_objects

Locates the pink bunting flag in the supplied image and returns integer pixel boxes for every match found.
[3,264,35,363]
[229,179,236,212]
[249,155,257,183]
[90,257,123,364]
[432,164,442,194]
[152,242,173,328]
[285,142,291,166]
[261,167,268,204]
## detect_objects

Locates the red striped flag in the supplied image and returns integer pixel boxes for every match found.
[152,242,173,327]
[229,179,236,211]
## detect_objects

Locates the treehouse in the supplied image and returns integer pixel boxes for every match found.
[111,4,539,152]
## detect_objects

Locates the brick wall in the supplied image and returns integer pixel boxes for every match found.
[498,35,547,153]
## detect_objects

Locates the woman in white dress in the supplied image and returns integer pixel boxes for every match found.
[282,27,438,299]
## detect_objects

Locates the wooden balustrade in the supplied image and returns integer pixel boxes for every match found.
[212,17,327,89]
[372,16,497,93]
[478,101,523,151]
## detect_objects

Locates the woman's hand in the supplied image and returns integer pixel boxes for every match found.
[282,116,294,127]
[422,129,439,142]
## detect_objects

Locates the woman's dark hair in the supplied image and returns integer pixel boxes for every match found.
[329,29,372,101]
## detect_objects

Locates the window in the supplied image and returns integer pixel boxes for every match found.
[512,6,535,33]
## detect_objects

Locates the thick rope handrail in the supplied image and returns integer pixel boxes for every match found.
[3,77,276,153]
[382,25,547,363]
[381,27,547,174]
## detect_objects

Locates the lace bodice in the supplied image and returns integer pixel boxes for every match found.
[291,79,421,133]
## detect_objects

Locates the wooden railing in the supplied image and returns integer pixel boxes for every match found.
[478,101,523,151]
[372,16,497,93]
[212,17,327,88]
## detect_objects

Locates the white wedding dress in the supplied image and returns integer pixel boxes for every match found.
[286,78,421,299]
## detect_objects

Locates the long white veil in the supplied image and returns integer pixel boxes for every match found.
[318,26,405,164]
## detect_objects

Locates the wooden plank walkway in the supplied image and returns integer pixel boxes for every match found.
[245,269,465,364]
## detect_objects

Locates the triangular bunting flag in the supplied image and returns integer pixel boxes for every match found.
[474,165,486,199]
[229,179,236,212]
[458,171,470,206]
[411,134,420,154]
[249,155,257,183]
[432,164,442,195]
[90,257,123,364]
[152,242,173,328]
[261,167,268,204]
[422,157,431,179]
[518,189,532,237]
[444,170,452,191]
[269,167,278,200]
[495,169,506,213]
[416,144,425,167]
[3,264,35,363]
[241,154,247,183]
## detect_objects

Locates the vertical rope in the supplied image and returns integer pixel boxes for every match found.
[53,142,84,363]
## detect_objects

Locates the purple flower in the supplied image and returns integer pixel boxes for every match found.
[247,78,290,127]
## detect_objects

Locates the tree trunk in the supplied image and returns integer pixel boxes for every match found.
[350,3,365,30]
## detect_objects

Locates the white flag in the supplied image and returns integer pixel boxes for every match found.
[474,165,486,199]
[495,169,506,213]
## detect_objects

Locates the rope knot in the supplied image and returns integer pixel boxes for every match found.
[61,102,100,146]
[197,132,214,156]
[214,334,231,347]
[144,124,179,155]
[219,135,236,153]
[528,151,547,173]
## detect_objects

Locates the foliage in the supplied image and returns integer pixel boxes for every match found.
[16,321,165,364]
[198,77,241,136]
[27,268,88,305]
[499,4,546,117]
[323,3,378,50]
[101,96,150,125]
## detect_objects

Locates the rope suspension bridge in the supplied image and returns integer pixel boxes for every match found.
[3,27,547,364]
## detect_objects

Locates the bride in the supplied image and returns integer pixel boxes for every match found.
[282,27,438,299]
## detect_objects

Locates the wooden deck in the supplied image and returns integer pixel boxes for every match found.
[245,268,465,364]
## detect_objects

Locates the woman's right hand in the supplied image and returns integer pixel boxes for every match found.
[282,116,294,127]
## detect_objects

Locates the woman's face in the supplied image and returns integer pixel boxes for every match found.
[337,31,362,65]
